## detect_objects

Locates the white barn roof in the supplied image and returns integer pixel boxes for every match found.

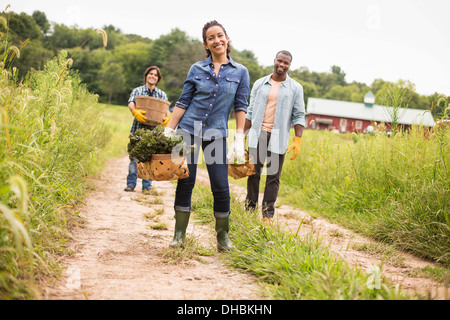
[306,98,436,127]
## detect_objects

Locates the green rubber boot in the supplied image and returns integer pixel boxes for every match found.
[215,216,235,252]
[169,211,190,248]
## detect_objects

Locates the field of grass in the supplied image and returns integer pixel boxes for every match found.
[227,114,449,267]
[192,115,449,298]
[96,103,132,160]
[278,125,449,267]
[0,50,126,299]
[192,184,410,299]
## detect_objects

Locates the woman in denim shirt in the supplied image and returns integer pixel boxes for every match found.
[165,20,250,251]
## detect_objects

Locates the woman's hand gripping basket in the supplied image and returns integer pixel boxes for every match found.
[228,151,255,180]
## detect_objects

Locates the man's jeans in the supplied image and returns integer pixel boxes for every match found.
[127,159,152,190]
[246,130,285,218]
[174,133,230,218]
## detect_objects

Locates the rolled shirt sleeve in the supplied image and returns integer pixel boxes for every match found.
[175,66,196,110]
[233,67,250,113]
[291,84,306,127]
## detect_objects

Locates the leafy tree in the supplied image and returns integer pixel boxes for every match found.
[148,28,192,67]
[96,24,130,50]
[325,85,351,101]
[31,10,50,35]
[232,49,264,88]
[331,65,347,86]
[111,42,153,96]
[1,12,42,42]
[374,79,431,110]
[429,93,450,117]
[324,83,367,102]
[292,78,318,107]
[291,66,345,97]
[47,24,84,50]
[97,61,126,104]
[160,40,204,104]
[68,47,112,94]
[370,78,386,95]
[1,12,52,78]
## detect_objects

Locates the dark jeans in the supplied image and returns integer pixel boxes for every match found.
[174,132,230,218]
[246,130,285,218]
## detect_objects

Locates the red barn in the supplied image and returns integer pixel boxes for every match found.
[306,92,435,133]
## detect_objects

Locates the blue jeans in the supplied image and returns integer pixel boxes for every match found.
[127,159,152,190]
[174,133,230,218]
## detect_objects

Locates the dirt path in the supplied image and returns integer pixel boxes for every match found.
[43,156,447,300]
[43,156,263,300]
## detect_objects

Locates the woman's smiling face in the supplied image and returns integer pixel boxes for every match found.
[203,25,229,57]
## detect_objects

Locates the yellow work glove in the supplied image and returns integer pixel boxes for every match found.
[161,114,171,127]
[131,108,147,123]
[287,137,302,160]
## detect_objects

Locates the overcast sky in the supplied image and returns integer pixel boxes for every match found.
[7,0,450,96]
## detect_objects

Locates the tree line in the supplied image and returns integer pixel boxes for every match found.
[2,10,448,116]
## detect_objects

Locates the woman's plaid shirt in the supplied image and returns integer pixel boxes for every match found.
[128,85,169,133]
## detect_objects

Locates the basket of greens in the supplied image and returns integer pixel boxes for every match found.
[128,126,190,181]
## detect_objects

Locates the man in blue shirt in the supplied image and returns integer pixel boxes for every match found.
[244,50,305,225]
[125,66,170,193]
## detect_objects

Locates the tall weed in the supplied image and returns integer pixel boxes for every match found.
[1,46,111,298]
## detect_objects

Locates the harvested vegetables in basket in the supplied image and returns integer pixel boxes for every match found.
[127,126,195,181]
[127,126,187,163]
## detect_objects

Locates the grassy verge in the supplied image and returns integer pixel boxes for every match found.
[201,117,448,268]
[96,103,131,161]
[191,184,410,299]
[0,50,117,299]
[228,113,448,267]
[279,124,449,267]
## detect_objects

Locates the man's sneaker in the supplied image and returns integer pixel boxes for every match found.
[124,186,134,192]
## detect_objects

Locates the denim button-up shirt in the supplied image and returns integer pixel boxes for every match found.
[175,56,250,140]
[246,74,305,154]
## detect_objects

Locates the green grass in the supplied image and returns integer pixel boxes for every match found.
[97,103,133,159]
[0,50,115,299]
[200,116,448,269]
[279,125,449,266]
[191,184,410,300]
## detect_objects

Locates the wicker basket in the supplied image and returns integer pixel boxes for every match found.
[135,95,170,126]
[137,154,189,181]
[228,152,255,180]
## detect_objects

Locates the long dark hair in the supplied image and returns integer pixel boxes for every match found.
[202,20,232,58]
[144,66,162,84]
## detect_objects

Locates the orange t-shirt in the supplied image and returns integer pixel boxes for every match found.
[261,78,282,132]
